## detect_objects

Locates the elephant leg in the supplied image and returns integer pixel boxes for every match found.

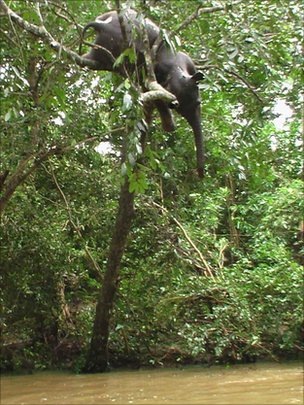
[155,100,175,132]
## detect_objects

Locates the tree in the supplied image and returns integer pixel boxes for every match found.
[0,0,187,372]
[1,0,302,372]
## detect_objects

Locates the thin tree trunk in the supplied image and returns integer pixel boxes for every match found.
[81,4,176,372]
[84,178,135,372]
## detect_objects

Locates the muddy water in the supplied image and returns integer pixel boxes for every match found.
[1,362,303,405]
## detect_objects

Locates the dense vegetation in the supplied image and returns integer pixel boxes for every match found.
[1,0,303,372]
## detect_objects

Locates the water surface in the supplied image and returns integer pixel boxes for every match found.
[1,361,303,404]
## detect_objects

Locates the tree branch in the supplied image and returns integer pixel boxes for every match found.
[48,0,82,33]
[197,63,264,103]
[140,81,177,105]
[1,1,178,107]
[224,68,264,103]
[0,146,63,216]
[115,0,128,48]
[0,0,99,69]
[174,1,244,34]
[148,199,215,279]
[174,5,225,34]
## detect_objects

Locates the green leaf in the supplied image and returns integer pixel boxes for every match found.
[122,93,132,110]
[121,162,128,176]
[128,170,148,194]
[4,110,11,122]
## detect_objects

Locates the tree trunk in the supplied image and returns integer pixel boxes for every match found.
[82,6,167,371]
[84,178,135,372]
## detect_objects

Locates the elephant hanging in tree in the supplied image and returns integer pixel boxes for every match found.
[81,9,205,177]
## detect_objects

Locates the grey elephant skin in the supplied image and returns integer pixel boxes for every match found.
[82,9,204,177]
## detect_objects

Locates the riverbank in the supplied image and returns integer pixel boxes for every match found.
[1,336,303,374]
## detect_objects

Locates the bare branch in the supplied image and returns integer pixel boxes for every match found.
[224,68,264,103]
[35,2,44,25]
[174,5,225,34]
[174,1,244,34]
[197,63,264,103]
[136,11,157,83]
[148,199,215,279]
[48,0,80,33]
[47,0,82,30]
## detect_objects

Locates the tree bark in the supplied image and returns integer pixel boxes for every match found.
[84,178,135,372]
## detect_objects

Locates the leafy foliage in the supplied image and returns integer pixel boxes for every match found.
[0,0,303,371]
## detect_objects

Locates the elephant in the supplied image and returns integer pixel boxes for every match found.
[81,9,205,177]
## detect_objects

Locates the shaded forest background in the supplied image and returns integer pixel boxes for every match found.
[1,0,303,372]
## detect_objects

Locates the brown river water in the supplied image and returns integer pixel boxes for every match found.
[1,362,303,405]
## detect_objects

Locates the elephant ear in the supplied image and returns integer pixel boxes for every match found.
[191,71,204,83]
